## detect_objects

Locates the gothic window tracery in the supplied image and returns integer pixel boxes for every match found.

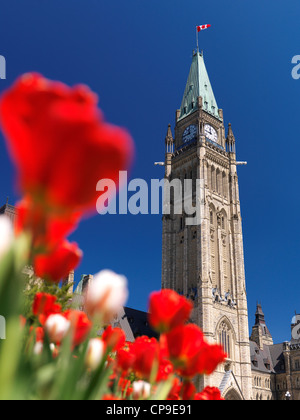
[218,320,233,360]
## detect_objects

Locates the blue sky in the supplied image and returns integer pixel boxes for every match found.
[0,0,299,344]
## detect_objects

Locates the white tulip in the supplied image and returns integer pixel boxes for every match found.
[0,216,13,259]
[49,343,56,353]
[33,342,59,357]
[33,341,43,355]
[85,338,105,371]
[85,270,128,323]
[44,314,71,343]
[132,381,151,400]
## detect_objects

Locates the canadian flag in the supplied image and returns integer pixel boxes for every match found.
[197,24,211,32]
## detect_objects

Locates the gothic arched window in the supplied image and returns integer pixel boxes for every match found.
[218,320,233,360]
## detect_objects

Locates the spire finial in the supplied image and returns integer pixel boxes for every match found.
[165,124,174,154]
[166,124,173,139]
[226,123,236,148]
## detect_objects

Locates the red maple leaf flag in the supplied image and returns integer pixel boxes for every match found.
[197,24,211,32]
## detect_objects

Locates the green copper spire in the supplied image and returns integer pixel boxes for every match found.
[178,50,220,121]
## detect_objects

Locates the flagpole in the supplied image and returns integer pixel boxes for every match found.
[196,25,211,54]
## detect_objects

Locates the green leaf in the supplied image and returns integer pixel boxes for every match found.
[150,375,175,400]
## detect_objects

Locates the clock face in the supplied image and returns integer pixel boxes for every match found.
[182,125,197,143]
[204,124,218,143]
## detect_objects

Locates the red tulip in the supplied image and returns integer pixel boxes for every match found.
[165,323,204,359]
[131,336,160,381]
[35,327,45,343]
[156,358,174,382]
[148,289,193,333]
[194,387,224,401]
[28,326,45,343]
[181,381,196,400]
[34,240,82,283]
[102,326,126,352]
[165,324,227,378]
[32,292,62,325]
[118,377,133,398]
[116,342,136,374]
[0,73,134,214]
[63,310,92,348]
[102,394,121,400]
[195,342,227,376]
[16,197,81,252]
[166,377,181,400]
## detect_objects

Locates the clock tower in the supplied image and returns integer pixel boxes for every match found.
[161,49,252,400]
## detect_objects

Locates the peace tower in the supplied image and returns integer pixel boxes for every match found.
[161,49,252,400]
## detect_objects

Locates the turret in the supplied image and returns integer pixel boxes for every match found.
[164,124,173,178]
[226,123,236,155]
[250,303,273,349]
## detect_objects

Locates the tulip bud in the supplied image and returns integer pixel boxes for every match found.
[132,381,151,400]
[44,314,71,343]
[85,270,128,323]
[85,338,105,371]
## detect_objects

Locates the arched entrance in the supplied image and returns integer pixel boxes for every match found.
[224,388,243,401]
